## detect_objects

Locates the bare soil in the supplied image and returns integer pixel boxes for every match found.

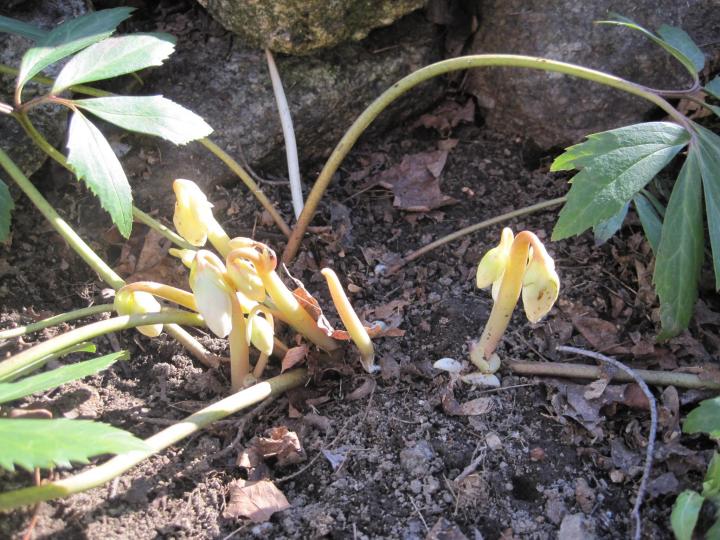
[2,5,720,540]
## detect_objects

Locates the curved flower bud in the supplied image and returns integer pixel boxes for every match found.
[522,246,560,323]
[168,247,197,269]
[247,311,274,356]
[173,179,214,247]
[190,250,234,338]
[476,228,514,289]
[227,258,266,303]
[114,289,163,337]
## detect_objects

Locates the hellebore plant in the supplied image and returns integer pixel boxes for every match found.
[470,228,559,373]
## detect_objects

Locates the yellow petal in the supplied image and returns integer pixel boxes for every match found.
[114,289,163,337]
[476,228,514,289]
[190,250,234,337]
[227,258,266,302]
[172,179,214,247]
[248,313,274,356]
[521,255,559,323]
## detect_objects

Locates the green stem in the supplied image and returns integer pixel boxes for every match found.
[0,62,291,238]
[0,304,114,340]
[388,196,567,273]
[0,311,204,382]
[0,147,125,289]
[0,368,308,511]
[281,54,691,263]
[132,207,194,250]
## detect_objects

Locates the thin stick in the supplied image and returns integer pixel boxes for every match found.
[0,304,114,340]
[556,345,656,540]
[506,360,720,389]
[265,49,304,221]
[0,369,309,511]
[388,197,567,273]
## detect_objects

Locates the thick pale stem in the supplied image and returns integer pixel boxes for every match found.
[228,248,339,352]
[121,282,197,311]
[321,268,374,372]
[206,216,232,258]
[470,231,543,369]
[0,311,204,382]
[229,296,250,392]
[253,353,270,379]
[0,304,113,340]
[0,369,308,511]
[282,54,691,263]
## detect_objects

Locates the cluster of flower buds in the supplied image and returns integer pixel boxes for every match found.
[470,227,559,373]
[116,179,375,392]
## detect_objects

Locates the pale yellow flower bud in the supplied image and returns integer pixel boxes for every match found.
[476,228,514,289]
[168,248,197,269]
[190,250,234,338]
[114,289,163,337]
[521,247,560,323]
[247,312,274,356]
[172,179,214,247]
[227,258,266,303]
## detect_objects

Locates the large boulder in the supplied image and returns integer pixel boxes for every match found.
[196,0,425,55]
[0,1,86,177]
[465,0,720,149]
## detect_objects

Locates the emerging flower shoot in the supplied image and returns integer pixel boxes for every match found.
[113,289,163,337]
[173,179,231,255]
[470,228,559,373]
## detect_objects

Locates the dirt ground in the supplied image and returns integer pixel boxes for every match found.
[2,6,720,540]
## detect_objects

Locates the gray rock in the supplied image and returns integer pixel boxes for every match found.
[558,513,596,540]
[197,0,425,55]
[465,0,720,149]
[399,439,435,476]
[127,11,442,208]
[0,2,86,177]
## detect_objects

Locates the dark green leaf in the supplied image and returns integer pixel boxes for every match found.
[671,490,704,540]
[693,124,720,289]
[704,453,720,499]
[707,77,720,100]
[654,149,704,339]
[74,96,213,145]
[0,418,149,471]
[657,24,705,72]
[551,122,689,240]
[1,342,97,383]
[66,110,133,237]
[597,14,699,78]
[0,15,47,41]
[633,193,662,253]
[684,396,720,438]
[52,33,176,93]
[17,8,134,95]
[706,520,720,540]
[593,202,629,245]
[0,177,14,242]
[0,351,128,404]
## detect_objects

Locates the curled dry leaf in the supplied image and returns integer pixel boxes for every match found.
[345,376,376,401]
[254,426,305,467]
[281,344,309,372]
[224,479,290,522]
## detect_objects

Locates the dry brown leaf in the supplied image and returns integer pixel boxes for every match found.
[236,447,269,481]
[281,345,309,372]
[572,316,627,354]
[369,150,458,212]
[413,99,475,137]
[345,376,376,401]
[224,479,290,522]
[254,426,305,467]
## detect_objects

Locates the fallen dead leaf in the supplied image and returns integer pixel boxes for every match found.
[345,376,376,401]
[572,316,628,354]
[281,345,309,372]
[413,99,475,137]
[224,479,290,522]
[253,426,305,467]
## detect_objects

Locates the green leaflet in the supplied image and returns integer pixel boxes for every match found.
[671,490,704,540]
[654,149,704,339]
[0,419,149,472]
[66,110,133,238]
[0,15,47,41]
[52,33,176,93]
[656,24,705,73]
[74,96,213,145]
[684,396,720,438]
[0,351,128,404]
[707,77,720,100]
[592,201,629,245]
[551,122,689,240]
[0,177,13,242]
[597,14,701,78]
[632,193,662,253]
[692,124,720,289]
[17,8,134,96]
[703,453,720,499]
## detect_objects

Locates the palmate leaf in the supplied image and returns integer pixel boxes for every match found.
[632,193,662,253]
[66,110,133,237]
[0,15,47,41]
[74,96,213,145]
[52,33,176,93]
[692,124,720,289]
[683,396,720,438]
[0,419,149,472]
[0,351,128,404]
[597,14,702,77]
[654,149,704,338]
[671,490,704,540]
[0,177,14,242]
[17,8,134,96]
[551,122,690,240]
